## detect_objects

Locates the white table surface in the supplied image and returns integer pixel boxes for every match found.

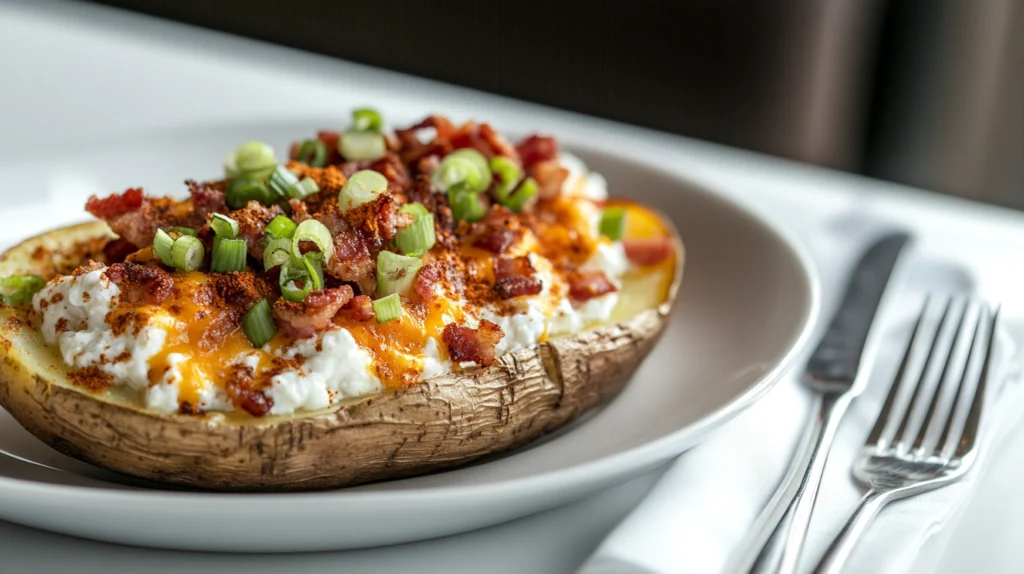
[2,1,1023,572]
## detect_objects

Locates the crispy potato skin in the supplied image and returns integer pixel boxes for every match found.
[0,222,682,491]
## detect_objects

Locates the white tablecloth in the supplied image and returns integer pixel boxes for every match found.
[2,1,1024,572]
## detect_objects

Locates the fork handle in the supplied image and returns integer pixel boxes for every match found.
[813,489,889,574]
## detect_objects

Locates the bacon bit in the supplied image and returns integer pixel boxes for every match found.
[338,294,375,322]
[101,238,138,264]
[478,123,520,162]
[442,320,505,366]
[317,130,342,165]
[530,160,570,199]
[272,286,354,338]
[224,377,274,417]
[68,366,114,392]
[516,135,559,168]
[473,207,522,254]
[227,201,284,256]
[413,263,442,300]
[326,231,376,294]
[623,237,674,266]
[494,256,543,299]
[85,188,144,219]
[209,272,274,310]
[186,180,226,217]
[567,270,618,301]
[104,262,174,305]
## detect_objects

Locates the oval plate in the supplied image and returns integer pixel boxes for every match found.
[0,124,818,552]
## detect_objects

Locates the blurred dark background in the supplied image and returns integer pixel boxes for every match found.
[91,0,1022,209]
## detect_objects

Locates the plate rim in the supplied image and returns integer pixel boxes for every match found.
[0,145,821,512]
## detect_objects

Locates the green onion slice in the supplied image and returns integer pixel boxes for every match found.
[210,237,248,273]
[242,299,277,348]
[153,229,175,266]
[290,219,334,262]
[288,176,319,200]
[504,177,538,213]
[0,275,46,306]
[598,207,627,241]
[225,178,274,209]
[301,252,325,291]
[265,215,298,239]
[351,108,383,132]
[278,256,319,302]
[171,226,197,236]
[340,131,386,161]
[268,165,300,199]
[394,203,435,257]
[489,156,523,202]
[447,187,488,222]
[170,235,205,273]
[371,293,402,324]
[295,139,327,167]
[375,251,423,298]
[210,213,240,238]
[233,140,277,180]
[432,149,491,194]
[263,236,292,270]
[338,169,389,211]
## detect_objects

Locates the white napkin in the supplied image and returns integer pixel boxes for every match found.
[579,215,1024,574]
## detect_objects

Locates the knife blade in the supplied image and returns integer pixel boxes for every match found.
[733,231,911,574]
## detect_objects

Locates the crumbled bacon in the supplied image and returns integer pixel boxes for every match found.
[473,207,522,254]
[623,237,674,266]
[516,135,559,169]
[272,286,354,338]
[225,379,274,417]
[104,262,173,305]
[186,180,226,217]
[493,256,543,299]
[85,188,144,219]
[478,123,520,162]
[228,201,284,257]
[567,270,618,301]
[209,272,274,310]
[101,238,138,264]
[413,263,442,300]
[442,320,504,366]
[326,231,376,295]
[338,294,375,322]
[530,160,570,199]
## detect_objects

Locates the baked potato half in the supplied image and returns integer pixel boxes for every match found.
[0,220,681,491]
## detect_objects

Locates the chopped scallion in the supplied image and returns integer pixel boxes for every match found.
[225,178,274,209]
[233,141,277,180]
[338,169,389,211]
[242,299,277,348]
[265,215,297,239]
[170,235,205,273]
[447,187,487,222]
[489,156,523,202]
[295,139,328,167]
[394,204,435,257]
[290,219,334,262]
[371,293,402,324]
[0,275,45,306]
[210,237,248,273]
[210,213,240,238]
[375,251,423,298]
[262,236,292,270]
[279,257,314,302]
[288,176,320,200]
[432,149,491,194]
[268,164,300,198]
[153,229,175,266]
[300,252,325,291]
[351,108,383,132]
[504,177,538,213]
[170,227,197,236]
[598,207,627,241]
[339,131,386,161]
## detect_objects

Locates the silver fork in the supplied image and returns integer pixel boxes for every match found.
[813,296,999,574]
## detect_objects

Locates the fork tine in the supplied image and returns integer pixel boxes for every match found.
[891,297,955,451]
[953,306,998,458]
[911,299,972,454]
[865,296,932,448]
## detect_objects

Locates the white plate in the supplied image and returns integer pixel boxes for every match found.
[0,122,819,552]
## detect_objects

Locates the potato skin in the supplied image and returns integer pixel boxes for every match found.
[0,222,681,491]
